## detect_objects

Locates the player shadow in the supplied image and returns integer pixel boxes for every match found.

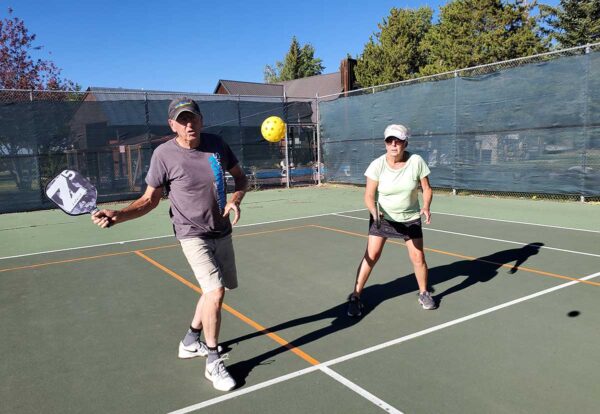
[223,241,544,387]
[430,242,544,305]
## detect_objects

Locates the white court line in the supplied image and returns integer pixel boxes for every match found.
[169,364,403,414]
[167,366,321,414]
[319,366,403,414]
[4,207,596,261]
[321,272,600,368]
[0,235,177,261]
[332,213,600,258]
[168,271,600,413]
[434,211,600,233]
[0,208,366,260]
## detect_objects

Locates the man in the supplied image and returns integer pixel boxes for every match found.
[91,97,247,392]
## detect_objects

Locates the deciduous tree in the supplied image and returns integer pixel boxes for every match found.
[354,7,433,87]
[0,8,76,90]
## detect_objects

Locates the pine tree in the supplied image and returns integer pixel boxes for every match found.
[540,0,600,47]
[264,36,324,83]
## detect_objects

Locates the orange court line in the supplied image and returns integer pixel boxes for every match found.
[234,225,310,238]
[133,250,320,366]
[0,250,134,273]
[309,224,600,287]
[0,225,310,274]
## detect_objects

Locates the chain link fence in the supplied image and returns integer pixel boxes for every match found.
[0,89,319,213]
[2,44,599,213]
[319,43,600,202]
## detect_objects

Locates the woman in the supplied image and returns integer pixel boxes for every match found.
[347,124,435,317]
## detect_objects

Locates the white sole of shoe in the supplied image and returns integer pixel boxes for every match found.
[178,349,206,359]
[418,300,436,310]
[205,370,236,392]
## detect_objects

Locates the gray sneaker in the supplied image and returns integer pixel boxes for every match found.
[347,294,364,317]
[418,291,436,310]
[205,354,236,391]
[178,341,223,359]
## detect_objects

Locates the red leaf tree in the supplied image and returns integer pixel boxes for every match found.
[0,7,76,90]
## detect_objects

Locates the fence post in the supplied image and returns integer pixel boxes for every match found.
[144,92,150,142]
[236,94,244,168]
[315,93,321,186]
[581,45,591,202]
[452,70,458,195]
[283,88,290,188]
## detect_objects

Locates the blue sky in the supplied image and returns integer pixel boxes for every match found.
[4,0,558,93]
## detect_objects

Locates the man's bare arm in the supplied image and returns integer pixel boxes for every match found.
[91,185,164,228]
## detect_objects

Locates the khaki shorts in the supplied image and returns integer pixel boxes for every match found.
[180,235,238,293]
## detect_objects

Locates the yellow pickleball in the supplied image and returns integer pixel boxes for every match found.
[261,116,286,143]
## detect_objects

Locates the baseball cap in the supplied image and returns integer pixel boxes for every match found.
[168,97,202,120]
[384,124,410,141]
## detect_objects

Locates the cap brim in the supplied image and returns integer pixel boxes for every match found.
[384,136,408,141]
[171,108,201,120]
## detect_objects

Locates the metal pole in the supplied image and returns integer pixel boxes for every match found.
[237,94,244,168]
[284,127,290,189]
[452,70,458,195]
[284,88,290,188]
[315,93,321,185]
[581,44,591,202]
[144,92,150,142]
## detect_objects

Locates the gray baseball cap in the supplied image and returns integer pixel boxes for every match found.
[168,97,202,120]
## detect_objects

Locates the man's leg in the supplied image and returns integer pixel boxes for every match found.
[199,287,224,349]
[200,286,236,391]
[179,238,225,359]
[191,294,205,329]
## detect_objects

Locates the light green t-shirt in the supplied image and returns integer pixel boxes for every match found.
[364,152,430,222]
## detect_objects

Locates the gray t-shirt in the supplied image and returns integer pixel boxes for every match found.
[145,134,238,239]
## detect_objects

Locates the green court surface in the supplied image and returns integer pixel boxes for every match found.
[1,185,598,414]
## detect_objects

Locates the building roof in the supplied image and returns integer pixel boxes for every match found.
[214,72,344,99]
[213,80,284,96]
[278,72,342,99]
[86,87,213,101]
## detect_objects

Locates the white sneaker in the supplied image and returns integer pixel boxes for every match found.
[205,354,236,391]
[178,341,223,359]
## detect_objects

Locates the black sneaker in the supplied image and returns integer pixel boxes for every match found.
[347,294,364,317]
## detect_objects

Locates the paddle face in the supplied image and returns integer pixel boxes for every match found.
[45,170,98,215]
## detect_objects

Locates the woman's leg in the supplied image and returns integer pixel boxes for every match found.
[352,235,387,297]
[405,238,428,293]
